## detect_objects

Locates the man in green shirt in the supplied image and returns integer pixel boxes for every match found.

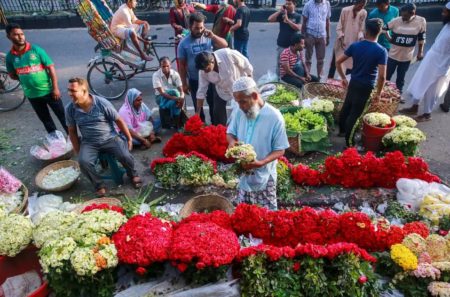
[368,0,399,51]
[5,23,67,134]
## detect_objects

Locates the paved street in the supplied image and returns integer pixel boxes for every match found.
[0,22,448,200]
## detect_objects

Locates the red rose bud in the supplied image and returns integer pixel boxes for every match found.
[135,267,147,276]
[293,262,301,272]
[177,263,188,272]
[439,230,449,236]
[358,275,368,284]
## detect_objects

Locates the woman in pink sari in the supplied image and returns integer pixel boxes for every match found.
[118,88,161,149]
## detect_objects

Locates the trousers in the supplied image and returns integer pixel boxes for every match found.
[28,93,68,134]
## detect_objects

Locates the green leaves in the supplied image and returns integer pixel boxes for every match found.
[268,85,298,105]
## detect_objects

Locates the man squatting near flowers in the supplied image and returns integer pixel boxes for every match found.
[227,77,289,210]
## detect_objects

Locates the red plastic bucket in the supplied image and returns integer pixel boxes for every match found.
[362,119,396,152]
[0,246,50,297]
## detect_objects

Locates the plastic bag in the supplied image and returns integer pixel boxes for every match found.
[43,130,67,158]
[396,178,450,211]
[257,70,278,86]
[138,121,153,138]
[30,146,51,160]
[1,270,41,297]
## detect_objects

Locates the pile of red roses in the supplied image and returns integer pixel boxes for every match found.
[162,115,231,162]
[231,204,429,252]
[291,148,440,188]
[81,203,124,214]
[112,214,173,267]
[170,221,240,271]
[237,242,376,263]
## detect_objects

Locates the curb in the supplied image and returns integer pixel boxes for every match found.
[0,6,444,30]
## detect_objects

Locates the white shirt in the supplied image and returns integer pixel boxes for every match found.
[152,68,182,96]
[110,4,137,33]
[197,48,253,101]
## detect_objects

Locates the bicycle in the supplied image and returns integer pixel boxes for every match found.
[86,35,177,100]
[0,53,26,112]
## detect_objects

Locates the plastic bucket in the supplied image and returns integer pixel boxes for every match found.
[362,119,396,152]
[0,246,50,297]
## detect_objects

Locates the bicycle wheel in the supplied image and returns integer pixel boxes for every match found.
[0,71,25,111]
[87,60,128,100]
[0,69,20,93]
[38,0,55,15]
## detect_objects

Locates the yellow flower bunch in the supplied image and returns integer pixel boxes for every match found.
[390,244,418,271]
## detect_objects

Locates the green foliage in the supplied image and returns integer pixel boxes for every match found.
[154,162,179,188]
[122,186,167,219]
[384,201,425,223]
[283,109,327,134]
[47,265,115,297]
[373,252,402,279]
[389,274,431,297]
[177,154,215,186]
[276,161,296,204]
[268,85,298,105]
[241,254,271,297]
[182,264,229,285]
[439,214,450,230]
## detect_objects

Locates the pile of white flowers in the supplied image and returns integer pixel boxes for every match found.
[363,112,392,128]
[70,243,118,276]
[33,211,77,248]
[310,99,334,113]
[42,166,79,189]
[211,174,239,189]
[0,191,23,214]
[225,143,257,164]
[392,115,417,128]
[39,237,77,273]
[382,126,426,145]
[0,212,33,257]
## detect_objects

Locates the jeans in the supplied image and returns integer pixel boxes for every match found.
[386,57,411,93]
[234,38,249,59]
[281,63,319,89]
[339,80,373,146]
[188,78,214,123]
[28,93,68,134]
[79,136,137,190]
[305,34,326,78]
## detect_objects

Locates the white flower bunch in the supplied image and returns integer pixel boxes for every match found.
[33,211,77,248]
[70,247,99,276]
[0,213,33,257]
[392,115,417,128]
[382,126,426,145]
[39,237,77,273]
[0,191,23,214]
[42,166,79,189]
[225,143,257,164]
[363,112,392,128]
[311,99,334,113]
[211,174,238,189]
[98,243,118,269]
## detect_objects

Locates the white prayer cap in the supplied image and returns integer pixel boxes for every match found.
[446,2,450,9]
[232,76,257,93]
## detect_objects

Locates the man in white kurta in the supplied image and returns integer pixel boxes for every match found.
[400,3,450,122]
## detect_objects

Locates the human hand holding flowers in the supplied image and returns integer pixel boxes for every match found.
[241,159,265,170]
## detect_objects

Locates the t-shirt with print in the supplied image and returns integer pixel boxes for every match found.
[387,16,426,62]
[65,95,119,144]
[152,68,182,96]
[279,47,303,77]
[276,11,301,48]
[6,43,53,99]
[345,40,387,87]
[368,5,399,50]
[177,33,213,80]
[234,6,250,41]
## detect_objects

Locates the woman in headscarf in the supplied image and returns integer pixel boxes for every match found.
[192,0,236,49]
[118,88,161,149]
[169,0,196,69]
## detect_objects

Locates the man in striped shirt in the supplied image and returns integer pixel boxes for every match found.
[279,33,319,89]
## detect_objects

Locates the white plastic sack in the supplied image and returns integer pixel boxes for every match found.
[257,70,278,86]
[31,130,72,160]
[28,194,76,224]
[168,280,240,297]
[0,270,41,297]
[137,121,153,138]
[396,178,450,212]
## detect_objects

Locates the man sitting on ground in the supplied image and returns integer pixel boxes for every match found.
[110,0,152,61]
[65,77,142,196]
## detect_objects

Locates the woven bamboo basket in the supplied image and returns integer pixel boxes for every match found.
[73,197,122,214]
[366,95,401,117]
[303,82,346,120]
[287,134,304,156]
[12,184,28,215]
[36,149,74,165]
[179,194,234,219]
[35,160,80,192]
[260,82,302,108]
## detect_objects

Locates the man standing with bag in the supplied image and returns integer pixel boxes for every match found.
[5,23,68,134]
[336,18,387,147]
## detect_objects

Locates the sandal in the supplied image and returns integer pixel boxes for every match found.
[132,176,143,189]
[96,187,107,197]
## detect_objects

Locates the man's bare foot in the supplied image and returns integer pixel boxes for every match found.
[140,54,153,61]
[96,187,107,197]
[132,176,143,189]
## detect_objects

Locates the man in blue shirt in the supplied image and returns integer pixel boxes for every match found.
[368,0,399,51]
[227,77,289,210]
[65,77,142,196]
[336,18,388,147]
[177,12,227,123]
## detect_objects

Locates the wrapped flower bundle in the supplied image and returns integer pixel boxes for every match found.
[225,143,257,164]
[363,112,392,128]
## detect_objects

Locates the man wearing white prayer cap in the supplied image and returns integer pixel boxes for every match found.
[227,77,289,210]
[400,2,450,121]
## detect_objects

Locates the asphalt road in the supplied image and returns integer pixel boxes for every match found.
[0,22,448,200]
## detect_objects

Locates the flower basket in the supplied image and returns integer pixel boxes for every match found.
[259,82,302,108]
[366,96,401,117]
[0,246,50,297]
[35,160,80,192]
[362,119,396,152]
[302,82,345,121]
[72,197,122,214]
[179,194,234,219]
[12,184,28,215]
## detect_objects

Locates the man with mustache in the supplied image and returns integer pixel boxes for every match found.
[227,77,289,210]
